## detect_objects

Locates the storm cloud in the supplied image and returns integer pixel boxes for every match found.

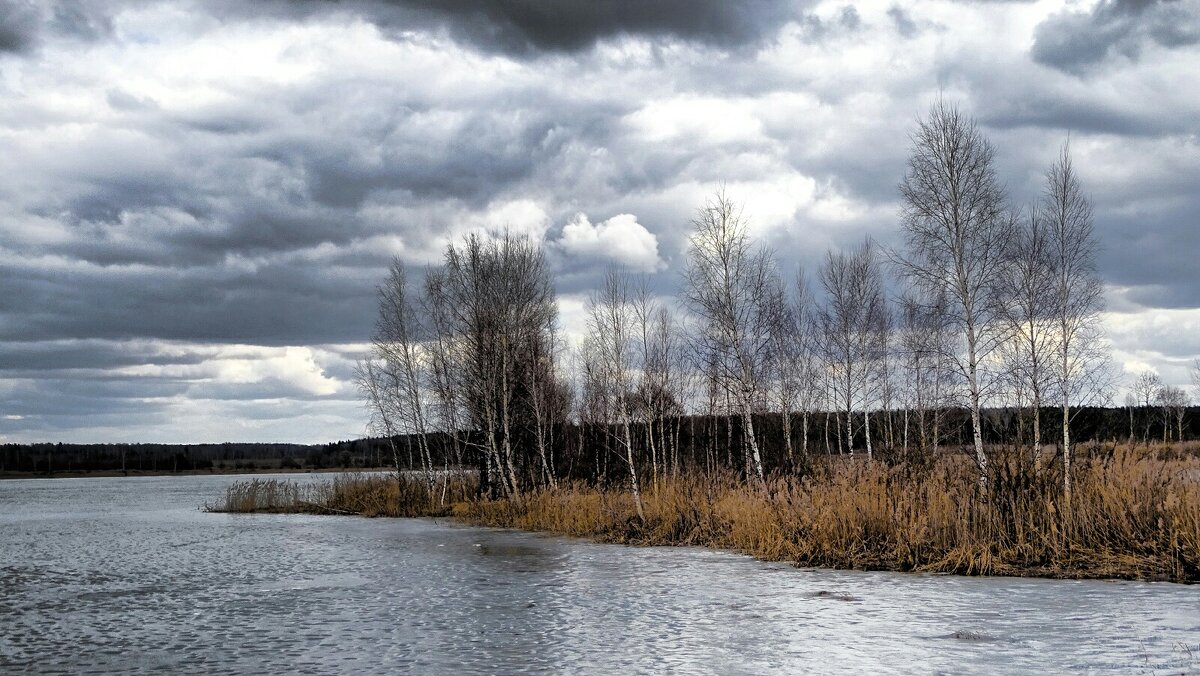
[237,0,799,56]
[0,0,1197,443]
[1031,0,1200,74]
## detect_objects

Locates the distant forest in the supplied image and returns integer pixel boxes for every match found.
[0,438,393,475]
[4,405,1198,477]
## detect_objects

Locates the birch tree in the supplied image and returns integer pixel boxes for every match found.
[1043,141,1109,499]
[586,268,645,519]
[354,358,404,482]
[768,269,819,463]
[1156,385,1188,444]
[1192,360,1200,417]
[997,205,1055,466]
[440,232,557,499]
[682,190,782,483]
[898,292,952,460]
[372,259,435,487]
[1131,371,1162,445]
[792,271,821,459]
[819,239,887,460]
[897,100,1013,489]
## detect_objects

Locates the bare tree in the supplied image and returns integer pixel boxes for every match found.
[898,291,952,460]
[632,278,676,486]
[997,205,1056,466]
[765,278,798,462]
[439,232,558,500]
[354,358,404,483]
[682,190,782,483]
[373,259,437,487]
[422,268,467,471]
[645,304,684,479]
[896,100,1013,489]
[792,271,821,459]
[524,315,561,490]
[819,239,887,460]
[1131,371,1162,445]
[768,268,819,463]
[1123,392,1137,447]
[1156,385,1189,444]
[1191,359,1200,407]
[1043,141,1109,499]
[586,268,646,520]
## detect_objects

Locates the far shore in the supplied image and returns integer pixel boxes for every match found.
[0,466,397,481]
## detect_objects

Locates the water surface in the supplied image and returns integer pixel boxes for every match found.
[2,474,1197,674]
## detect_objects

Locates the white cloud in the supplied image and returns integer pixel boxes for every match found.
[114,345,342,396]
[556,212,665,272]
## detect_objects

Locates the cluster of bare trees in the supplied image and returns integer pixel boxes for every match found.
[358,100,1196,505]
[894,102,1113,499]
[1122,369,1194,446]
[357,233,564,502]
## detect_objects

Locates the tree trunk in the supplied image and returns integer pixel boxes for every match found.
[621,416,645,521]
[864,409,874,461]
[740,394,766,483]
[966,343,989,491]
[801,409,809,459]
[1032,385,1042,468]
[1062,397,1072,505]
[782,402,793,462]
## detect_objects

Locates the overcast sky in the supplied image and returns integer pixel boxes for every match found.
[1,0,1197,444]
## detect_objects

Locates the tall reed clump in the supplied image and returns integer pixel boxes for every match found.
[455,448,1200,582]
[206,472,477,517]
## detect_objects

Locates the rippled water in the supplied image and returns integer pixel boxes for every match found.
[1,474,1198,674]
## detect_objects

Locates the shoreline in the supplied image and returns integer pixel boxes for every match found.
[446,515,1187,585]
[205,462,1200,584]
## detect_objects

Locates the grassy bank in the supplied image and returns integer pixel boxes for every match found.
[207,448,1200,582]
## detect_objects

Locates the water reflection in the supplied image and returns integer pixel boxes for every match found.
[1,474,1197,674]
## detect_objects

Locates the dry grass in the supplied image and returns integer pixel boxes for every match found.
[456,447,1200,582]
[206,448,1200,582]
[206,472,476,517]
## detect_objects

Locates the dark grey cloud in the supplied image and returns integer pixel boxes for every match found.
[0,257,379,344]
[0,0,40,52]
[1031,0,1200,75]
[976,88,1192,137]
[0,0,123,53]
[269,0,797,56]
[5,0,801,59]
[0,340,204,371]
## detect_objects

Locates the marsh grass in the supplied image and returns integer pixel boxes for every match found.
[207,448,1200,582]
[206,472,476,517]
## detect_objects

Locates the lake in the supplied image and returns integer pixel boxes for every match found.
[2,473,1197,674]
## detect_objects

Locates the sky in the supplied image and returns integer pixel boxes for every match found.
[1,0,1198,444]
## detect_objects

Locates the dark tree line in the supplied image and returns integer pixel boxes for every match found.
[0,440,393,475]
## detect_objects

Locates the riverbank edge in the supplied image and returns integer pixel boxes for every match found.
[206,465,1200,584]
[450,503,1195,585]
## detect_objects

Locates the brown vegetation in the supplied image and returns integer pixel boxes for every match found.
[206,473,476,517]
[209,446,1200,583]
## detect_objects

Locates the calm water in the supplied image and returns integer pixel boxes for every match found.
[1,474,1198,674]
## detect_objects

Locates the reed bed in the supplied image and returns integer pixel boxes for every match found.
[207,448,1200,582]
[206,472,476,517]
